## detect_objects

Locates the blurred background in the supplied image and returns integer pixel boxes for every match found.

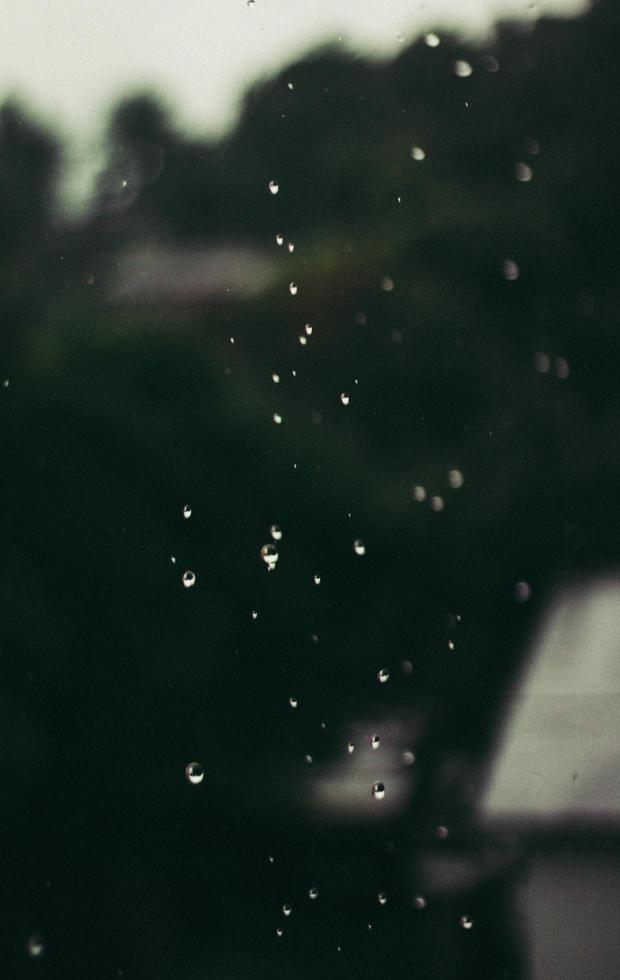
[1,0,619,977]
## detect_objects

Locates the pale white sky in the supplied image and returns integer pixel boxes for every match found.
[0,0,589,203]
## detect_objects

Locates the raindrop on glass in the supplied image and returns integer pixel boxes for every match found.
[424,32,440,47]
[182,570,196,588]
[411,146,426,161]
[353,539,366,556]
[371,734,381,750]
[182,504,192,519]
[185,761,204,785]
[484,55,499,72]
[381,276,394,292]
[260,543,279,570]
[402,750,416,766]
[340,392,350,406]
[454,60,473,77]
[308,886,319,900]
[299,335,307,346]
[347,741,355,754]
[435,825,449,840]
[282,904,292,917]
[304,754,313,764]
[448,469,464,489]
[313,574,321,585]
[515,161,533,182]
[268,180,279,195]
[377,892,388,905]
[534,352,550,373]
[502,259,520,281]
[276,927,283,937]
[276,234,283,246]
[251,610,258,620]
[377,668,390,684]
[27,936,44,958]
[289,696,299,708]
[289,281,298,296]
[372,782,386,800]
[514,580,531,602]
[287,242,295,253]
[430,495,444,512]
[460,914,474,930]
[272,372,280,383]
[413,485,426,502]
[414,896,427,910]
[402,660,413,674]
[555,357,570,379]
[2,378,10,389]
[273,412,283,424]
[270,524,283,541]
[448,640,455,651]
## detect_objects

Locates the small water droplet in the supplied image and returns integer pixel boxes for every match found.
[260,543,279,569]
[515,161,533,182]
[268,180,279,195]
[402,660,413,674]
[402,750,416,766]
[534,351,550,373]
[448,469,464,489]
[270,524,282,541]
[276,234,283,246]
[273,412,283,424]
[268,854,275,864]
[182,504,192,519]
[299,335,307,345]
[424,32,440,47]
[555,357,570,379]
[353,539,366,556]
[460,914,474,930]
[448,640,455,651]
[430,495,444,512]
[308,886,319,900]
[484,55,499,72]
[347,741,355,754]
[185,761,204,785]
[304,754,313,764]
[27,936,44,958]
[313,574,321,585]
[372,782,386,800]
[276,927,283,937]
[289,281,298,296]
[287,82,294,90]
[414,896,426,910]
[371,734,381,750]
[289,696,299,708]
[411,146,426,161]
[251,610,258,620]
[454,60,473,77]
[340,392,350,406]
[377,891,388,905]
[527,137,540,155]
[2,377,10,389]
[287,242,295,253]
[435,825,449,840]
[502,258,520,281]
[272,372,280,383]
[413,485,426,502]
[514,580,531,602]
[182,570,196,588]
[381,276,394,292]
[282,904,292,917]
[377,668,390,684]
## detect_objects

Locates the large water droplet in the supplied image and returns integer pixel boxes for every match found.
[185,761,204,785]
[182,504,192,519]
[411,146,426,161]
[268,180,279,195]
[372,782,386,800]
[353,539,366,556]
[260,543,279,569]
[182,570,196,588]
[371,734,381,750]
[270,524,283,541]
[340,392,350,406]
[289,282,298,296]
[424,32,440,47]
[377,668,390,684]
[454,60,473,78]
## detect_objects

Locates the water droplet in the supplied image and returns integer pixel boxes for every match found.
[414,896,426,910]
[308,886,319,900]
[268,854,275,863]
[502,259,520,281]
[340,392,350,406]
[299,335,307,346]
[454,60,473,78]
[424,32,440,47]
[273,412,283,424]
[287,82,294,90]
[527,137,540,155]
[411,146,426,161]
[282,904,292,917]
[372,782,386,800]
[448,469,464,489]
[377,668,390,684]
[185,761,204,785]
[555,357,570,379]
[2,377,10,389]
[460,914,474,930]
[27,935,44,958]
[402,750,416,766]
[413,485,426,502]
[276,234,283,246]
[534,352,550,373]
[448,640,455,651]
[515,161,533,182]
[276,927,283,937]
[260,543,279,570]
[514,580,531,602]
[313,574,321,585]
[171,556,176,564]
[402,660,413,674]
[287,242,295,253]
[247,0,256,6]
[289,696,299,708]
[484,55,499,72]
[371,734,381,750]
[268,180,279,195]
[182,504,192,519]
[289,281,298,296]
[377,892,388,905]
[381,276,394,292]
[435,825,449,840]
[430,495,444,512]
[272,372,280,383]
[353,539,366,556]
[251,610,258,620]
[347,741,355,754]
[304,754,313,764]
[270,524,283,541]
[182,570,196,588]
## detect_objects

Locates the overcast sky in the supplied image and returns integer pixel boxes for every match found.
[1,0,589,141]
